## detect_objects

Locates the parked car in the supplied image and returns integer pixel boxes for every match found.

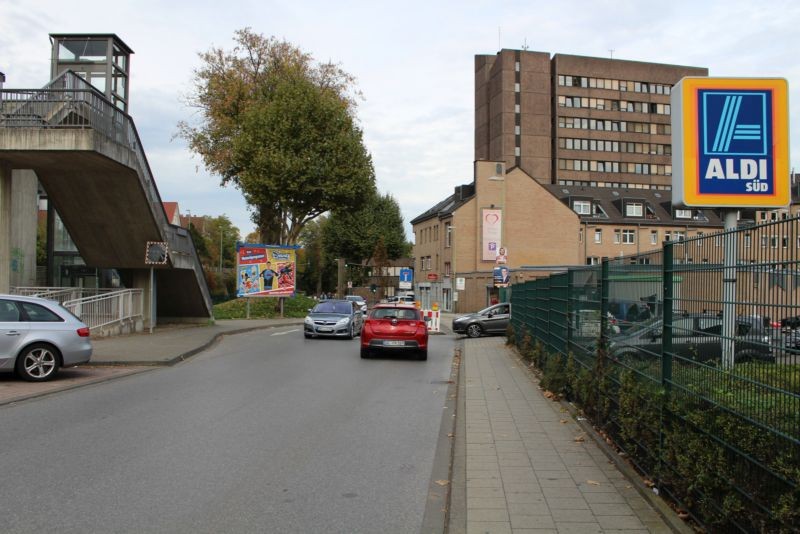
[360,304,429,360]
[571,309,621,338]
[345,295,368,313]
[781,315,800,330]
[386,294,415,304]
[452,303,511,338]
[609,313,774,363]
[303,299,363,339]
[0,294,93,381]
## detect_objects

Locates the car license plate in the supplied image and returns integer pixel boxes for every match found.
[384,340,405,346]
[318,327,333,333]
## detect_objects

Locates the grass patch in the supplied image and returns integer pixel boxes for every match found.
[213,295,317,320]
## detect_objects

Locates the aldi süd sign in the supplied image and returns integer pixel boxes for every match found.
[672,77,789,208]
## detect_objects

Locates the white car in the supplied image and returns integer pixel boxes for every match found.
[345,295,368,313]
[0,294,93,381]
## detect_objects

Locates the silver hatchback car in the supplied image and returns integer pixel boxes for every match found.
[0,294,93,381]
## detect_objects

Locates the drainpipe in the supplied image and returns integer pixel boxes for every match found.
[0,72,5,111]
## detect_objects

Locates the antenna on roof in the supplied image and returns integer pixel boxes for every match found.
[522,38,529,51]
[498,27,501,50]
[609,49,615,60]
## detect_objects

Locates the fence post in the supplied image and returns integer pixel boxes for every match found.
[600,258,609,352]
[662,243,673,390]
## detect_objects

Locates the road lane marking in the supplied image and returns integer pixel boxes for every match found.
[271,329,300,336]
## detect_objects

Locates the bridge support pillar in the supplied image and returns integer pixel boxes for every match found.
[131,270,156,330]
[10,170,38,288]
[0,161,11,293]
[0,166,41,293]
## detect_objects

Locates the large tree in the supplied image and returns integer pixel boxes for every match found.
[322,192,409,274]
[179,28,375,244]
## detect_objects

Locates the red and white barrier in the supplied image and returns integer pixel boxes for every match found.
[422,310,440,332]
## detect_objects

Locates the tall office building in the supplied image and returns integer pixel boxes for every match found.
[475,50,708,190]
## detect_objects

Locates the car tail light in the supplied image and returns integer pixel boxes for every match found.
[77,327,90,337]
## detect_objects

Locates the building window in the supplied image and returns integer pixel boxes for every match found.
[514,146,521,156]
[675,209,692,219]
[514,83,520,92]
[622,230,636,244]
[625,202,643,217]
[573,200,591,215]
[586,256,600,265]
[614,230,621,244]
[444,262,451,276]
[674,231,686,241]
[594,229,602,243]
[445,224,452,248]
[650,231,658,245]
[515,104,520,113]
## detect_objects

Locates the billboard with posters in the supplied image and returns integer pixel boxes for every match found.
[236,244,299,297]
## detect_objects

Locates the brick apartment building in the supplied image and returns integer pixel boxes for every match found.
[412,49,733,313]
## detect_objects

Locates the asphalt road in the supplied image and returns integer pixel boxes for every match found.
[0,326,455,533]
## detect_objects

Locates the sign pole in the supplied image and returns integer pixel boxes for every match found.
[721,210,738,369]
[149,266,155,334]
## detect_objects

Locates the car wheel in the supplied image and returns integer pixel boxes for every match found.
[466,324,483,338]
[16,343,60,382]
[360,348,370,359]
[347,324,354,340]
[418,349,428,361]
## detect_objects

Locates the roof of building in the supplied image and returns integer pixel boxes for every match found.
[50,33,134,54]
[410,183,475,225]
[163,202,179,224]
[540,184,725,227]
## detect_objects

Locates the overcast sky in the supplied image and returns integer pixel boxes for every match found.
[2,0,799,241]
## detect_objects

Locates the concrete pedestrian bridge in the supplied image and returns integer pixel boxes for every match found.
[0,71,212,322]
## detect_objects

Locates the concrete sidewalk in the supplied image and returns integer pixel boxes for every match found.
[90,318,304,365]
[450,337,680,534]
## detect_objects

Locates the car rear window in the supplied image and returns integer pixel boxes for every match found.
[371,308,419,320]
[20,302,64,322]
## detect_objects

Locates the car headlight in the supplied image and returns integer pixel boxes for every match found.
[336,318,349,326]
[304,317,313,325]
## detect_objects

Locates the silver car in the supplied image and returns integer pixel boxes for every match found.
[345,295,368,313]
[0,294,93,381]
[304,299,364,339]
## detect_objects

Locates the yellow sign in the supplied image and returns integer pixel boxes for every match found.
[671,77,790,207]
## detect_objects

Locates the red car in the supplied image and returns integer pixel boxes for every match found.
[360,304,429,360]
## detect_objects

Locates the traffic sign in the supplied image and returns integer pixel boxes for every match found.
[399,268,413,290]
[672,77,789,207]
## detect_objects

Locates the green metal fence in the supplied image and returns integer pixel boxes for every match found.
[510,217,800,533]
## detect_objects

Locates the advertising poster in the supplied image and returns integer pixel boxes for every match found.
[482,208,502,261]
[236,244,299,297]
[493,265,510,288]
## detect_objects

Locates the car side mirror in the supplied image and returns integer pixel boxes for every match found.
[487,313,494,318]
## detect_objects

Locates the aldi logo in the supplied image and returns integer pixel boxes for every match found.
[672,78,789,208]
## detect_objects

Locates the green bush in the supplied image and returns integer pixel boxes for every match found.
[516,337,800,532]
[213,294,317,319]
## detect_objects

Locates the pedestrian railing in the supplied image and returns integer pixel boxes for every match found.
[63,289,144,332]
[10,286,112,304]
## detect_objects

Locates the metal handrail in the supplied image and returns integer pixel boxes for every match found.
[9,286,112,304]
[63,289,144,330]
